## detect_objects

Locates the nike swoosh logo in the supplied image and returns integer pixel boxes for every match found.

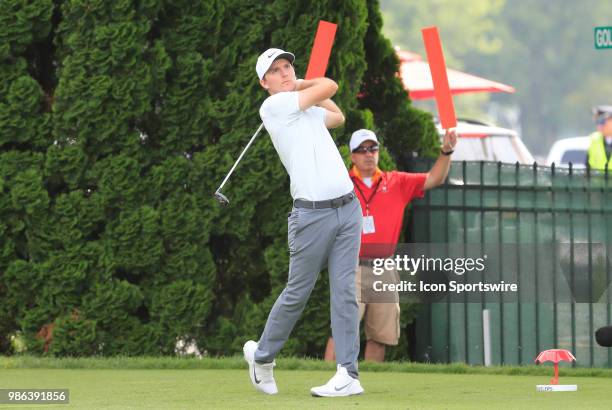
[267,53,274,58]
[253,367,261,384]
[334,382,352,391]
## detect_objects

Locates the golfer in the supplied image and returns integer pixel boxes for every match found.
[243,48,363,397]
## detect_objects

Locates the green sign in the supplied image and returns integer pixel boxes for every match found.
[594,26,612,49]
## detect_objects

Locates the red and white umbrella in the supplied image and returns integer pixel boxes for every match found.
[535,349,576,385]
[397,50,515,100]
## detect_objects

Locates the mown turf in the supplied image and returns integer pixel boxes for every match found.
[0,368,607,409]
[0,357,610,409]
[2,355,611,378]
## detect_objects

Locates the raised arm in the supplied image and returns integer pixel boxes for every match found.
[296,78,338,111]
[423,128,458,191]
[317,98,345,129]
[296,79,344,128]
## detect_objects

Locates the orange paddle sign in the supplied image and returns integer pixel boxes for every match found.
[421,26,457,129]
[305,21,338,80]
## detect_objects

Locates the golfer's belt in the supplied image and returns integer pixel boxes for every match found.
[359,259,376,267]
[293,191,356,209]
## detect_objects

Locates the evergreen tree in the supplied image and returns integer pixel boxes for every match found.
[0,0,437,357]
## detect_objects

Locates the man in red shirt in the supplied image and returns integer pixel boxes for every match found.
[325,128,457,362]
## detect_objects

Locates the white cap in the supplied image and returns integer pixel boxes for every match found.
[349,129,379,152]
[594,105,612,122]
[256,48,295,80]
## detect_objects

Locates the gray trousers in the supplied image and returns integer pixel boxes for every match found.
[254,196,362,378]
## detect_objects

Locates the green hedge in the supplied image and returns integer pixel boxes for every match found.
[0,0,437,357]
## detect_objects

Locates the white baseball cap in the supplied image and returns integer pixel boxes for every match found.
[349,129,379,152]
[256,48,295,80]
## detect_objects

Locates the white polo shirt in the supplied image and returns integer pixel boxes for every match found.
[259,91,353,201]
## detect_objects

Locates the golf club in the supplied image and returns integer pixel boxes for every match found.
[213,123,265,206]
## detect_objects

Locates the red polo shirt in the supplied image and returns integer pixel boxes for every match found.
[349,166,428,258]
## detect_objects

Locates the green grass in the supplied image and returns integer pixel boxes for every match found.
[2,355,612,377]
[0,357,610,409]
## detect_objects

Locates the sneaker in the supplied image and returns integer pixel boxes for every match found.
[243,340,278,395]
[310,364,364,397]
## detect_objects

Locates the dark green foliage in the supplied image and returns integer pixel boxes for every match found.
[47,314,97,356]
[0,0,437,358]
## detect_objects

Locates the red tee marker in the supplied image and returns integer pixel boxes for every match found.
[305,20,337,80]
[421,26,457,129]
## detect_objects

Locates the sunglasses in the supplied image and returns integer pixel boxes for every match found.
[352,145,379,154]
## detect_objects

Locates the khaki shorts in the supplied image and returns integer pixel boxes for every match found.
[356,264,400,346]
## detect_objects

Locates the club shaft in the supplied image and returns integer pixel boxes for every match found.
[215,123,265,193]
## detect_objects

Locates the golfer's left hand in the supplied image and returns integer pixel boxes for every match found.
[442,128,457,153]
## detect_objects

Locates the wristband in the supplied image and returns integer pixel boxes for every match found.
[441,149,454,156]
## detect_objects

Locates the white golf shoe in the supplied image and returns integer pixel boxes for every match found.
[243,340,278,395]
[310,364,364,397]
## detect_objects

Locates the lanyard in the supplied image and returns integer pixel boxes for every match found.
[352,176,382,215]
